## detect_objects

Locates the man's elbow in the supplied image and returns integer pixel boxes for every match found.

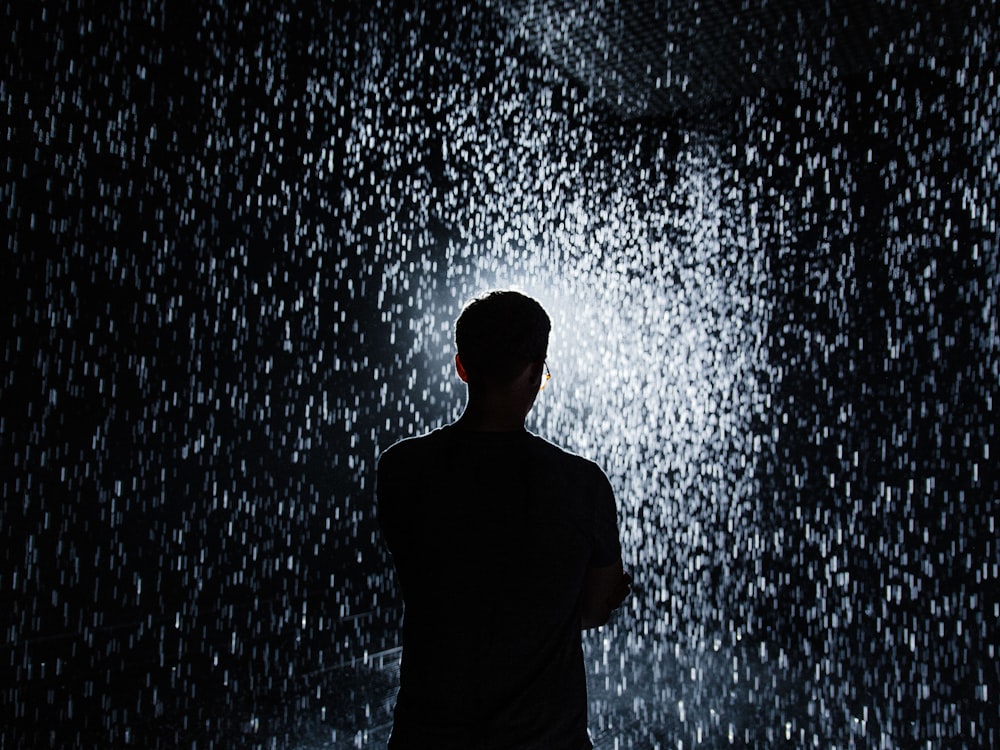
[581,564,632,630]
[581,595,621,629]
[581,607,612,630]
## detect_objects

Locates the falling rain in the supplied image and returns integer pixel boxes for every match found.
[2,0,997,748]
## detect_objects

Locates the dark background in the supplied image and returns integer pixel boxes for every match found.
[2,1,997,747]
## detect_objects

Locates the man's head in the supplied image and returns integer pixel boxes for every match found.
[455,290,550,388]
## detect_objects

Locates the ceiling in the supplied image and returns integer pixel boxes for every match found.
[494,0,978,125]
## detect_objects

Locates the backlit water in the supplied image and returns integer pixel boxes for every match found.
[3,1,997,747]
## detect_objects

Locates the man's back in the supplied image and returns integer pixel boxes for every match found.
[377,425,621,750]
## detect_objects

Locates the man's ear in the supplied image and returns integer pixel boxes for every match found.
[455,353,469,383]
[530,359,546,387]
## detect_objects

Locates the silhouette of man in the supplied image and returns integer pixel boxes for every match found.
[376,290,631,750]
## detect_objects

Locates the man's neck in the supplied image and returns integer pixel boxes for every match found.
[454,395,527,432]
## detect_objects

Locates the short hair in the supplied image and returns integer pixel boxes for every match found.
[455,290,550,386]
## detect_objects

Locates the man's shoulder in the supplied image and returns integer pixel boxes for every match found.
[524,431,573,460]
[525,433,607,478]
[378,426,450,466]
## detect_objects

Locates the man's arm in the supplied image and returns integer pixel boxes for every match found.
[581,559,632,629]
[375,448,404,556]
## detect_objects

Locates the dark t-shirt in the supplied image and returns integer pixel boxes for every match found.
[376,425,622,750]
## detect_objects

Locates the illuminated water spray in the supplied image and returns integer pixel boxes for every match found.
[2,1,997,748]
